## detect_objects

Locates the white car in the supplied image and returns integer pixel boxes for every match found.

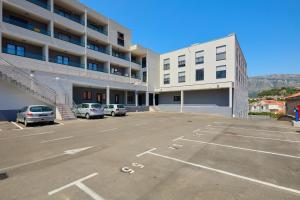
[104,104,127,117]
[73,103,104,119]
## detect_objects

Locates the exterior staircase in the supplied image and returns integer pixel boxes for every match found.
[0,57,76,120]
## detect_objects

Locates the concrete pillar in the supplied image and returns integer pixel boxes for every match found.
[50,21,54,38]
[180,90,184,113]
[50,0,54,12]
[229,87,233,108]
[0,0,3,23]
[43,45,49,61]
[146,92,149,106]
[125,90,128,105]
[106,86,110,105]
[135,91,138,107]
[153,92,156,106]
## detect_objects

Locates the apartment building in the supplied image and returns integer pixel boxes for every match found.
[0,0,159,120]
[0,0,248,120]
[157,34,248,118]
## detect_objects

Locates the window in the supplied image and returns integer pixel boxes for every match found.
[117,32,125,46]
[163,58,170,70]
[142,57,147,68]
[164,74,170,84]
[6,44,25,56]
[173,96,181,102]
[178,55,185,67]
[142,71,147,82]
[196,69,204,81]
[178,71,185,83]
[195,50,204,64]
[57,55,69,65]
[83,91,92,100]
[216,65,227,79]
[216,45,226,61]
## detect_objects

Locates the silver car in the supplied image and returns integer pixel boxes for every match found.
[73,103,104,119]
[16,105,55,127]
[104,104,127,117]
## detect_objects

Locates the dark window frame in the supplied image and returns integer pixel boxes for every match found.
[196,68,204,81]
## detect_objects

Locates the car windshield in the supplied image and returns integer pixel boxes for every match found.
[91,104,101,108]
[30,106,52,112]
[117,105,125,108]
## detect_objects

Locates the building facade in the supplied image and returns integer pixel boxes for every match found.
[0,0,247,120]
[286,92,300,117]
[249,100,285,114]
[157,35,248,118]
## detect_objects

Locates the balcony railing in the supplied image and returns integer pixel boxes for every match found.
[54,33,84,47]
[26,0,50,10]
[87,22,108,36]
[112,52,130,61]
[87,45,110,55]
[49,57,84,68]
[54,8,84,25]
[131,60,141,65]
[3,16,50,36]
[2,47,45,61]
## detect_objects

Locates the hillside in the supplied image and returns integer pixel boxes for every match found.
[248,74,300,97]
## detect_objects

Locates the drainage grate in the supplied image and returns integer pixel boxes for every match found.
[0,172,8,180]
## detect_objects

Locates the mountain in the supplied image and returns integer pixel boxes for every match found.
[248,74,300,97]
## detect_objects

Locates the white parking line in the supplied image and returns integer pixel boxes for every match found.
[99,128,118,133]
[176,137,300,159]
[40,136,74,144]
[48,173,105,200]
[207,125,299,135]
[137,148,300,196]
[192,129,201,133]
[11,122,23,130]
[0,131,56,141]
[195,131,300,143]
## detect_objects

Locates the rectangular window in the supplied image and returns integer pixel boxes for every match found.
[6,44,25,57]
[7,44,16,55]
[173,96,181,102]
[178,55,185,67]
[216,45,226,61]
[83,91,92,100]
[142,57,147,68]
[195,50,204,64]
[163,58,170,70]
[178,71,185,83]
[142,71,147,82]
[196,69,204,81]
[16,46,25,56]
[117,32,125,46]
[164,74,170,84]
[216,65,227,79]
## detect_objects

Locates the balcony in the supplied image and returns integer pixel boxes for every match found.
[3,16,50,36]
[87,42,110,55]
[54,7,84,25]
[49,57,84,68]
[54,32,84,47]
[87,62,108,73]
[112,51,130,61]
[87,21,108,36]
[26,0,50,10]
[2,47,45,61]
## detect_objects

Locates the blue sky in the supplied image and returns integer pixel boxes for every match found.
[80,0,300,77]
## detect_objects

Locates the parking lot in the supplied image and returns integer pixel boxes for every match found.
[0,112,300,200]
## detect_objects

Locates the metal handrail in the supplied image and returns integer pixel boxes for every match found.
[0,56,56,105]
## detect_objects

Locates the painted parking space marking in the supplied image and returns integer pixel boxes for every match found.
[207,125,299,135]
[10,122,24,130]
[40,136,74,144]
[194,130,300,143]
[99,128,118,133]
[0,131,56,141]
[0,146,94,171]
[136,148,300,196]
[48,173,105,200]
[176,136,300,159]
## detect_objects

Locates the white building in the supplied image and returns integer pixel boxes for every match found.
[0,0,248,120]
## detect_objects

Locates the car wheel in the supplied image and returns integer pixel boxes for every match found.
[85,113,90,119]
[24,118,28,127]
[111,111,115,117]
[49,121,54,125]
[100,115,104,119]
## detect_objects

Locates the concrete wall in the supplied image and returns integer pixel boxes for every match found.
[0,79,46,121]
[184,89,229,106]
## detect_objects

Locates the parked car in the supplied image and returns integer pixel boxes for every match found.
[104,104,127,116]
[16,105,55,127]
[73,103,104,119]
